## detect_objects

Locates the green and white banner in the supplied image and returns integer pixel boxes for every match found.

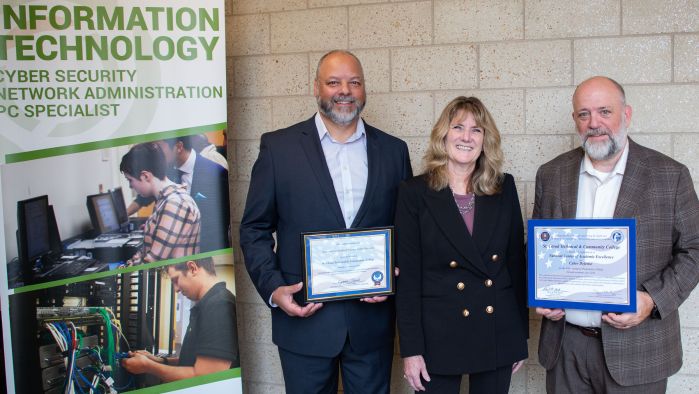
[0,0,225,162]
[0,1,240,393]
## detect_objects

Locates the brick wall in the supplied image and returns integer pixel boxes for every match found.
[226,1,699,392]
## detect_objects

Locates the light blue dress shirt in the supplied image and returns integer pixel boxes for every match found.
[315,113,368,229]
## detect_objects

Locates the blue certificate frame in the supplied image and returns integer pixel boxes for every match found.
[302,227,394,303]
[527,218,636,312]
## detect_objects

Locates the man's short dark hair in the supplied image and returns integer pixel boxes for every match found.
[120,143,167,180]
[162,136,193,151]
[168,257,216,276]
[190,134,211,152]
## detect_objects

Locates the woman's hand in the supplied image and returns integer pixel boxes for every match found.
[403,355,430,391]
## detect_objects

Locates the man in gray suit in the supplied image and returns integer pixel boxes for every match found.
[534,76,699,393]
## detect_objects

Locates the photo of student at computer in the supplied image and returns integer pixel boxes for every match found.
[7,255,239,393]
[119,143,201,266]
[2,131,230,289]
[122,136,231,255]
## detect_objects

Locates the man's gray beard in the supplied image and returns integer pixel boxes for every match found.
[581,122,628,161]
[317,95,364,126]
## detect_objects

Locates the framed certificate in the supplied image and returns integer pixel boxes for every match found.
[301,227,394,303]
[527,219,636,312]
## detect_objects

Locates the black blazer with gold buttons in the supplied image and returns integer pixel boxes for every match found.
[395,173,528,375]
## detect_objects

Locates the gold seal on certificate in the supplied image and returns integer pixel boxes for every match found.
[301,227,394,303]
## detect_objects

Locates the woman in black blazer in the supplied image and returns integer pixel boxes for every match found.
[396,96,528,393]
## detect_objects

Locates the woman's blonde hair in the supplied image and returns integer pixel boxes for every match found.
[423,96,504,195]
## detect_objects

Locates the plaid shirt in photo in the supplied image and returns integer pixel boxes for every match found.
[131,183,201,264]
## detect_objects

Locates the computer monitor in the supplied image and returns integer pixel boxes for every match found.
[17,195,51,266]
[86,193,120,235]
[47,205,62,255]
[110,187,129,228]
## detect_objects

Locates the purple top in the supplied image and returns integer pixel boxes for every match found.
[453,193,475,235]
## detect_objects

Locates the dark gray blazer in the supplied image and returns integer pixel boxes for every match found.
[190,154,230,252]
[534,138,699,386]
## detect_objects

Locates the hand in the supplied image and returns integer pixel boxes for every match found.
[131,350,161,363]
[360,295,388,303]
[360,268,399,303]
[602,291,654,330]
[512,360,525,374]
[536,307,565,321]
[121,352,152,374]
[403,355,430,392]
[271,282,323,318]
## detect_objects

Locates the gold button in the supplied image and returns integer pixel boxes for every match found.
[485,279,493,287]
[491,254,499,262]
[462,309,470,317]
[449,261,458,268]
[486,306,494,314]
[457,282,465,291]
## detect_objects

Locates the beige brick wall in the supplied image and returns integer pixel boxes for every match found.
[226,1,699,392]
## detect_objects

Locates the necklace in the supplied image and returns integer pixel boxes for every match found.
[453,192,475,214]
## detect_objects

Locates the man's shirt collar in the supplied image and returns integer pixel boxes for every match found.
[315,112,366,143]
[179,149,196,174]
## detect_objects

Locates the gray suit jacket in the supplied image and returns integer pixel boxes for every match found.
[534,138,699,386]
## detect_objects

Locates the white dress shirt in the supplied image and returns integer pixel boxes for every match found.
[566,143,629,328]
[177,149,197,192]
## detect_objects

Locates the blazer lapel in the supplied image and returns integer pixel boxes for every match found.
[471,192,500,254]
[424,188,489,276]
[298,118,345,227]
[561,149,584,218]
[351,124,378,227]
[614,140,643,218]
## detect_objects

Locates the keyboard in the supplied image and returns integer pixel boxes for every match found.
[94,233,129,242]
[41,258,99,279]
